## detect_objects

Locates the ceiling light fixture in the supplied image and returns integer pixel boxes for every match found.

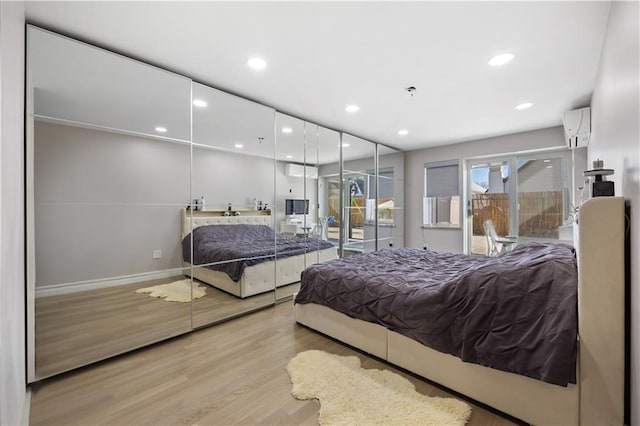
[286,155,293,159]
[398,129,409,136]
[155,126,167,133]
[281,127,292,134]
[342,143,350,147]
[234,144,244,149]
[488,53,514,66]
[247,57,266,71]
[193,99,207,108]
[515,102,533,110]
[345,105,360,113]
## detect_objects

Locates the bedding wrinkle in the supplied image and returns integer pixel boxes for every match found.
[295,243,578,386]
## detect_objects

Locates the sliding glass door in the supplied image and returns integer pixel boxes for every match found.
[466,151,572,255]
[467,158,514,255]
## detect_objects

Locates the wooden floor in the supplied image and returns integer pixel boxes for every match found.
[30,302,521,426]
[35,276,299,379]
[35,277,192,379]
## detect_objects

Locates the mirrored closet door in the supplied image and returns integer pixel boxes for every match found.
[341,134,377,255]
[317,127,342,253]
[274,116,340,300]
[377,146,405,249]
[190,83,276,327]
[27,26,193,381]
[26,25,406,383]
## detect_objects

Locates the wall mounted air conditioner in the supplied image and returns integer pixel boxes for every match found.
[285,163,318,179]
[563,107,591,149]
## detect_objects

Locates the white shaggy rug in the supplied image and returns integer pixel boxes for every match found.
[135,278,206,302]
[286,350,471,426]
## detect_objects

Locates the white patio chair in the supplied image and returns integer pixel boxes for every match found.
[483,220,517,256]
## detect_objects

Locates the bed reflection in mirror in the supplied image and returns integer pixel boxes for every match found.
[189,83,277,327]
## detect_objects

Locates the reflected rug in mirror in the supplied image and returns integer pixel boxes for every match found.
[135,278,206,302]
[286,350,471,426]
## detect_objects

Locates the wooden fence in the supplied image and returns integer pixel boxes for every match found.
[473,191,563,238]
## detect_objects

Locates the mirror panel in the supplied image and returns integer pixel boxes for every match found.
[274,117,341,301]
[341,134,377,255]
[274,113,309,300]
[303,122,320,266]
[32,125,191,379]
[29,27,193,380]
[377,146,405,249]
[190,83,275,326]
[28,26,191,141]
[317,127,342,249]
[34,204,191,379]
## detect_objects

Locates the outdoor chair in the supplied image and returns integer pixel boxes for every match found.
[483,220,517,256]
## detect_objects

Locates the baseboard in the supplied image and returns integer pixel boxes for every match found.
[21,388,31,426]
[35,268,186,297]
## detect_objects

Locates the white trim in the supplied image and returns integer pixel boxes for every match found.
[35,268,186,298]
[21,389,31,426]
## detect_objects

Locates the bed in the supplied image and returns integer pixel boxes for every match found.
[294,197,626,425]
[181,209,337,298]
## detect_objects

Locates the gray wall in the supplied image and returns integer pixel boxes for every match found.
[589,1,639,421]
[35,121,190,287]
[193,145,276,211]
[0,2,27,424]
[34,121,289,287]
[404,126,567,252]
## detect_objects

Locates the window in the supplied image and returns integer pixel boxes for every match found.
[423,160,460,227]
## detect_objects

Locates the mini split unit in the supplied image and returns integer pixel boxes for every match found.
[563,107,591,149]
[285,163,318,179]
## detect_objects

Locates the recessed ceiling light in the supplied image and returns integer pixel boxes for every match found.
[342,143,350,148]
[398,129,409,136]
[543,159,551,163]
[286,155,293,159]
[488,53,514,66]
[247,57,266,71]
[345,105,360,113]
[281,127,292,134]
[546,165,553,169]
[155,126,167,133]
[193,99,207,108]
[234,144,243,149]
[515,102,533,110]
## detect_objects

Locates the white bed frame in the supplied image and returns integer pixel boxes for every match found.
[294,197,626,425]
[182,209,337,298]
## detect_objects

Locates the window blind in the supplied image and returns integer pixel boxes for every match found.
[425,161,458,197]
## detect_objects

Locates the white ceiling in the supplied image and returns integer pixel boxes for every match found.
[25,1,611,151]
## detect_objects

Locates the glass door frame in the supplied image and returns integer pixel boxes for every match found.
[464,149,573,254]
[464,155,517,255]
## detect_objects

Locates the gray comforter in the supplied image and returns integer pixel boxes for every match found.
[295,243,578,386]
[182,224,335,281]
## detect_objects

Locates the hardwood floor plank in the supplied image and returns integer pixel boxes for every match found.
[30,302,520,426]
